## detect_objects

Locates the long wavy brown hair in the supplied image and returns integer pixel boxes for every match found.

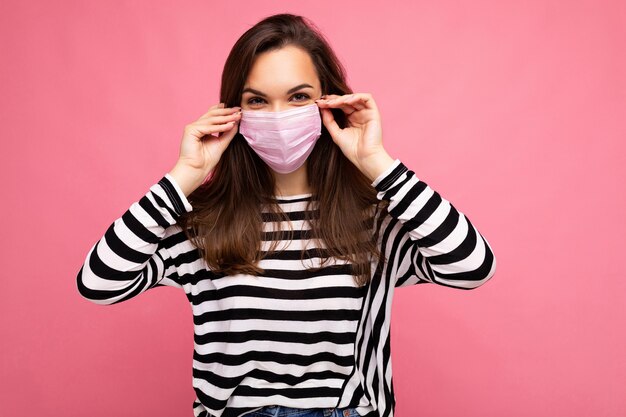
[176,13,389,287]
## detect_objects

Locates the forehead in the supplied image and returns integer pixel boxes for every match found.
[244,45,320,91]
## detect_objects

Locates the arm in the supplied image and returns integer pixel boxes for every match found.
[371,159,497,289]
[76,173,193,305]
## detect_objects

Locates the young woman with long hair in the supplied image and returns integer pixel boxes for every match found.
[77,13,496,417]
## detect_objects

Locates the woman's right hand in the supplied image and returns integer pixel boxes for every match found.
[169,103,242,196]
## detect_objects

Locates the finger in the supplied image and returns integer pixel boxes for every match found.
[317,94,359,114]
[319,107,342,139]
[198,120,238,138]
[192,113,240,134]
[205,111,242,125]
[210,122,239,138]
[318,93,357,106]
[348,93,375,113]
[333,93,371,109]
[351,93,376,111]
[343,94,367,111]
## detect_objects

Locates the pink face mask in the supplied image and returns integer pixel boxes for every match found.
[238,103,323,174]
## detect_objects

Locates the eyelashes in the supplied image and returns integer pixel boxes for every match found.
[247,93,311,105]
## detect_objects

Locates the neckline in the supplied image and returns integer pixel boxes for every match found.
[272,192,315,202]
[274,192,313,198]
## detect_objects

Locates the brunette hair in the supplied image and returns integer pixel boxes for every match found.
[176,13,389,286]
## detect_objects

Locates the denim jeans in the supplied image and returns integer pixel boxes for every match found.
[242,404,360,417]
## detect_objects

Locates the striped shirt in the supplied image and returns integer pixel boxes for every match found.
[76,159,497,417]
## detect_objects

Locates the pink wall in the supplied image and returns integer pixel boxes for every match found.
[1,1,624,416]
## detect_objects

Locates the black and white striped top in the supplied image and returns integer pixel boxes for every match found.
[76,159,497,417]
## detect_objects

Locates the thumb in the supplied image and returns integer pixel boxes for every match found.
[320,107,342,140]
[219,121,239,146]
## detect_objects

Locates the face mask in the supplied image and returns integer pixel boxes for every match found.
[238,103,322,174]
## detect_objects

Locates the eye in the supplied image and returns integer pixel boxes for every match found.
[246,93,311,106]
[247,97,265,105]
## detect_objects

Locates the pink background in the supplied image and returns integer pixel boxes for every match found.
[1,1,624,416]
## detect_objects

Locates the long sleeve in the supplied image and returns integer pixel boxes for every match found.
[76,173,193,305]
[371,159,496,289]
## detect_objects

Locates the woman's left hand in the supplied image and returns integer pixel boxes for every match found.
[316,93,395,182]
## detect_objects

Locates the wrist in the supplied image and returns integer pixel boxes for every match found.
[360,151,396,183]
[168,162,209,197]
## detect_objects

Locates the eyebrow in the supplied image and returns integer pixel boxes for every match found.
[241,83,314,97]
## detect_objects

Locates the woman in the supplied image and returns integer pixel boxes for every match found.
[77,13,496,417]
